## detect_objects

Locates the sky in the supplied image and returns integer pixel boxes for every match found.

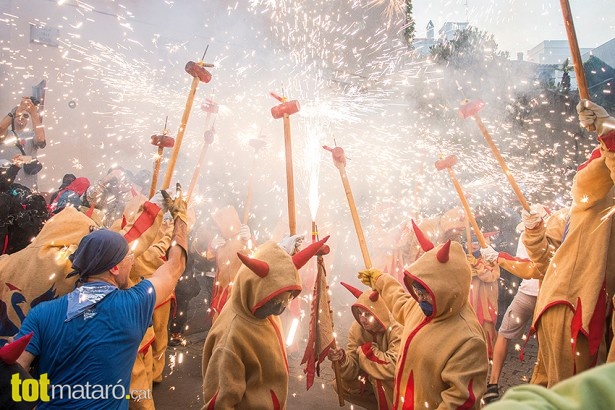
[411,0,615,55]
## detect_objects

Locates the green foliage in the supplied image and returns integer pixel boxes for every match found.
[429,26,509,68]
[583,55,615,110]
[403,0,415,46]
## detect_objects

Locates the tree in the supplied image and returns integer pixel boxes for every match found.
[403,0,415,46]
[429,26,509,68]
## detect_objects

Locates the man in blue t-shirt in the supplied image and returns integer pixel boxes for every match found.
[14,188,188,409]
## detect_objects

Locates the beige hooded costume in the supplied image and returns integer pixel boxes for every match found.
[202,237,328,409]
[337,282,401,410]
[371,223,488,409]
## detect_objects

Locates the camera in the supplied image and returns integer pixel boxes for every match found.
[29,96,41,106]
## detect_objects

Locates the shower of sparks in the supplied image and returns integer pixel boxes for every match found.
[2,0,608,403]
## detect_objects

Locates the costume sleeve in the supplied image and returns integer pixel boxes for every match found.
[572,147,612,211]
[15,307,41,356]
[484,362,615,410]
[357,322,400,380]
[203,346,246,409]
[375,273,414,325]
[112,201,163,258]
[521,208,567,278]
[338,321,362,381]
[438,336,488,410]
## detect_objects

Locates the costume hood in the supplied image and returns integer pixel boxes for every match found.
[403,222,471,321]
[342,282,393,330]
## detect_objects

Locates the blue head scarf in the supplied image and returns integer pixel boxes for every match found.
[67,229,129,280]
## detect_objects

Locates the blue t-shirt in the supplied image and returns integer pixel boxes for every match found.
[16,280,156,409]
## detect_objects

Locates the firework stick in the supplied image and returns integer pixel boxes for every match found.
[323,145,372,269]
[243,138,267,224]
[435,155,487,248]
[162,61,212,190]
[465,215,473,256]
[149,134,175,198]
[560,0,594,131]
[271,95,301,235]
[311,222,343,406]
[186,103,218,201]
[459,99,531,212]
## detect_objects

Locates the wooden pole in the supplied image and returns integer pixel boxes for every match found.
[283,113,297,235]
[472,115,531,212]
[446,167,487,248]
[338,165,372,269]
[186,111,214,202]
[465,215,473,256]
[162,74,201,190]
[559,0,594,132]
[149,146,164,198]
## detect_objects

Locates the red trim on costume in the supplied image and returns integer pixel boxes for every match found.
[206,390,219,410]
[587,281,607,357]
[497,252,530,262]
[155,292,175,310]
[598,130,615,151]
[570,297,584,374]
[138,336,155,354]
[123,202,161,243]
[85,205,95,218]
[270,389,281,410]
[400,370,414,410]
[458,379,476,410]
[251,285,302,314]
[121,215,127,230]
[394,318,430,409]
[375,379,388,410]
[361,342,388,364]
[577,147,602,171]
[268,316,289,372]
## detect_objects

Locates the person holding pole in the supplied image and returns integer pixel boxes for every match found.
[358,221,488,410]
[201,236,328,409]
[327,282,401,410]
[525,100,615,387]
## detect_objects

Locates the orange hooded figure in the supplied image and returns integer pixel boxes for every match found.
[359,222,488,409]
[329,282,401,410]
[202,236,329,409]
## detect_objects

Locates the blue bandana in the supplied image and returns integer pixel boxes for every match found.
[66,282,117,322]
[67,229,128,281]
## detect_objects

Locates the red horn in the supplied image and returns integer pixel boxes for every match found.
[292,235,330,270]
[237,252,269,278]
[437,240,451,263]
[341,282,363,299]
[0,332,33,365]
[411,220,434,252]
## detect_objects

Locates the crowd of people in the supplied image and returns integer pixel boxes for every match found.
[0,92,614,410]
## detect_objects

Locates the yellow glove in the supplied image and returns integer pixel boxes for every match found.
[357,268,383,289]
[161,183,188,224]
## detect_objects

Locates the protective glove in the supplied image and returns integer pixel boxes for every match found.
[358,268,383,289]
[480,245,499,264]
[327,347,346,363]
[238,224,251,241]
[521,203,547,230]
[577,99,614,139]
[279,234,305,255]
[210,236,226,250]
[161,183,188,224]
[149,191,168,212]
